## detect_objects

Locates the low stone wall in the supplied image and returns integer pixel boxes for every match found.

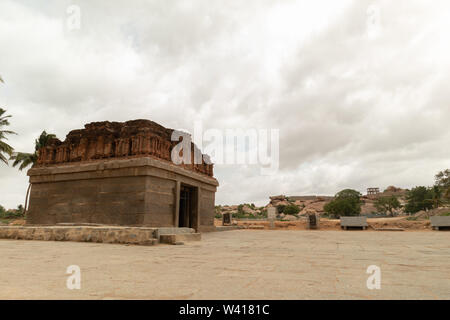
[0,226,158,246]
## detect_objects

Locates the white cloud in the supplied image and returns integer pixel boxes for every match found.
[0,0,449,208]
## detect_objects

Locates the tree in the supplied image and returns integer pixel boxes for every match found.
[0,204,25,219]
[0,108,16,164]
[445,188,450,203]
[324,189,363,218]
[429,185,443,209]
[374,196,401,216]
[335,189,363,201]
[9,131,57,216]
[435,169,450,203]
[404,186,433,214]
[276,204,286,214]
[283,204,300,215]
[10,131,56,170]
[435,169,450,188]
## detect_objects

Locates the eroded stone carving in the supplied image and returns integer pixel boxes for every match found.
[36,119,214,176]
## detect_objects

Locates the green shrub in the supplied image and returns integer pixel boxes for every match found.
[404,186,434,214]
[324,189,362,218]
[259,209,268,218]
[283,204,300,215]
[374,196,401,216]
[0,205,25,219]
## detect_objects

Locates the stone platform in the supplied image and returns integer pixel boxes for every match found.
[0,225,201,246]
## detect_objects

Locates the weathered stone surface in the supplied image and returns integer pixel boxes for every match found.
[27,120,218,231]
[0,226,159,246]
[430,216,450,229]
[36,119,214,177]
[159,233,201,245]
[27,157,218,230]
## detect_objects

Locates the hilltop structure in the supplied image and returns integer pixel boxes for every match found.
[26,120,218,231]
[367,187,380,196]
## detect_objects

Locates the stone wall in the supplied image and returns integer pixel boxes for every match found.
[200,189,216,229]
[27,176,149,225]
[27,157,219,230]
[0,226,159,245]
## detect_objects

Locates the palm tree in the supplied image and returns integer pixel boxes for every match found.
[10,131,57,215]
[9,151,37,170]
[0,108,16,164]
[10,130,57,170]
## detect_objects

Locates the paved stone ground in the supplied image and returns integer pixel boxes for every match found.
[0,230,449,299]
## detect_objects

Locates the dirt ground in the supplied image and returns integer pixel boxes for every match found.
[216,217,431,231]
[0,229,449,299]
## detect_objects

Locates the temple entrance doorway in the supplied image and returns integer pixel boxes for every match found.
[178,184,198,229]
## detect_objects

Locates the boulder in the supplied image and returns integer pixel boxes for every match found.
[242,205,257,215]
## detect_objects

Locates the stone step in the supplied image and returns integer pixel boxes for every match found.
[373,228,404,232]
[159,233,201,245]
[215,226,244,232]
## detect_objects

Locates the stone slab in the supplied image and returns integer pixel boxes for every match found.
[340,216,368,229]
[159,233,201,245]
[430,216,450,229]
[373,228,404,231]
[214,226,245,232]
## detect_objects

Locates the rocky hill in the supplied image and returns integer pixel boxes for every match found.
[216,186,411,220]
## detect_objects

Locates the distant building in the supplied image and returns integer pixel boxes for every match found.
[367,187,380,195]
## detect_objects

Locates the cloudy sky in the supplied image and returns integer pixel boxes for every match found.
[1,0,449,209]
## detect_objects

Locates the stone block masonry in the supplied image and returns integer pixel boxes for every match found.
[0,226,159,246]
[27,157,218,230]
[26,119,219,231]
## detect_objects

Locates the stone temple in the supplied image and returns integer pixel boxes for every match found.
[26,120,219,232]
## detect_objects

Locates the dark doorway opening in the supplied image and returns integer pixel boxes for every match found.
[178,185,198,229]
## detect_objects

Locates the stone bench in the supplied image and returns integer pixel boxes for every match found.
[430,216,450,230]
[340,216,368,230]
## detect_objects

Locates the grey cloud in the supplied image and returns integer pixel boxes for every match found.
[0,0,449,208]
